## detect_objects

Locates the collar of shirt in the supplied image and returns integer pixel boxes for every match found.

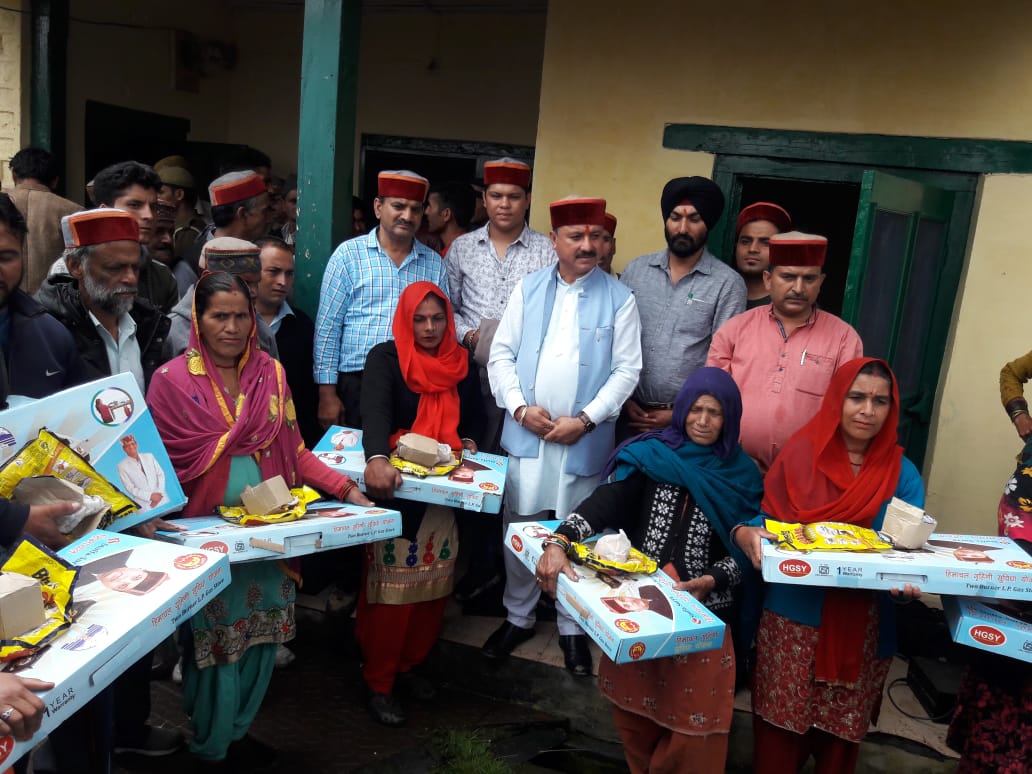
[647,248,717,276]
[88,308,136,343]
[88,311,136,340]
[768,305,819,340]
[88,308,144,393]
[366,227,426,269]
[14,181,50,193]
[477,222,532,247]
[267,300,295,335]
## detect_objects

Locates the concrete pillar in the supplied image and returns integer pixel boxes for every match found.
[294,0,360,319]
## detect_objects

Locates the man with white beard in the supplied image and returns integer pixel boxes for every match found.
[36,209,170,393]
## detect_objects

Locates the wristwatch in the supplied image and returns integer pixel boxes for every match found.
[576,411,596,433]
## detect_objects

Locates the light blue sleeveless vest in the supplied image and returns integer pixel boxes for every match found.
[500,265,631,477]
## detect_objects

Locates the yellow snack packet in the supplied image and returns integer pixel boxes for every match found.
[0,538,78,661]
[389,453,460,479]
[0,429,136,525]
[570,541,659,576]
[764,518,893,552]
[217,485,323,526]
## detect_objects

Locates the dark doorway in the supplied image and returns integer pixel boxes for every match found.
[359,133,535,203]
[736,177,861,317]
[84,101,190,186]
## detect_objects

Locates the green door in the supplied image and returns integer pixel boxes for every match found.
[841,171,955,468]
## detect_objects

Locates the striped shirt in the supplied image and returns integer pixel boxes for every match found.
[313,228,449,379]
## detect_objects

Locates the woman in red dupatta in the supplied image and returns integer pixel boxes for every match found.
[734,358,925,774]
[355,281,483,727]
[148,272,370,770]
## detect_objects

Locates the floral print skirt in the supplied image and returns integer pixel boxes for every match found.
[190,561,296,669]
[598,629,735,736]
[752,607,890,743]
[947,654,1032,773]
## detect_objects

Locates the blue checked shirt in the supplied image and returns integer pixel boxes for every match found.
[313,228,450,380]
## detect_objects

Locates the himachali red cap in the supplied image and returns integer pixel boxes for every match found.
[208,171,266,207]
[201,236,261,273]
[483,158,532,189]
[736,201,792,236]
[62,209,140,248]
[603,212,617,236]
[768,231,828,267]
[377,170,429,202]
[550,198,607,230]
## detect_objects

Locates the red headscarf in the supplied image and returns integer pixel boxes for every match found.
[389,282,468,450]
[762,357,904,684]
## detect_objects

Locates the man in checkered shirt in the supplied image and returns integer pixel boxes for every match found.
[314,170,449,430]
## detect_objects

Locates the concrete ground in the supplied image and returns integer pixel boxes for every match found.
[106,596,962,773]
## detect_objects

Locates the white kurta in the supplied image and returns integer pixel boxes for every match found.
[489,271,641,517]
[116,452,169,511]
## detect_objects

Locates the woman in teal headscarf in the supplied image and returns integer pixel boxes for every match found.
[536,367,763,774]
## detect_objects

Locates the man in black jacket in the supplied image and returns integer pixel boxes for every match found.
[0,194,83,400]
[37,209,182,763]
[37,210,170,394]
[0,192,85,550]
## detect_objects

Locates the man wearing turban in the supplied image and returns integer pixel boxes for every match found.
[618,176,746,439]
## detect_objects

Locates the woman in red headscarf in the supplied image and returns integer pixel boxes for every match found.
[356,281,484,727]
[734,358,924,774]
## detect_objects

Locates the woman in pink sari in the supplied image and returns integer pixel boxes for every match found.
[148,272,370,771]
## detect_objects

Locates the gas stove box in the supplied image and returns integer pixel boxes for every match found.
[4,530,230,767]
[943,596,1032,664]
[312,426,507,514]
[155,502,402,562]
[0,373,187,532]
[761,532,1032,600]
[505,521,725,663]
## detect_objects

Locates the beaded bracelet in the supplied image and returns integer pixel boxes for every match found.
[542,533,572,554]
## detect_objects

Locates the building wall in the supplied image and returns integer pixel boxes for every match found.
[0,2,24,189]
[532,0,1032,533]
[62,3,544,195]
[65,1,236,196]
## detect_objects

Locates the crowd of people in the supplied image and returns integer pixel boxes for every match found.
[0,144,1022,774]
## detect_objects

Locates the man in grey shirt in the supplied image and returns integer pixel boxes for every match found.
[619,176,745,437]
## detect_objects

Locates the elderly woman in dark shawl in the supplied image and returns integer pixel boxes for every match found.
[536,367,763,774]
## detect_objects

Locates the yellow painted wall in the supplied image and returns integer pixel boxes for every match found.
[64,4,544,195]
[922,175,1031,534]
[0,2,24,190]
[533,0,1032,532]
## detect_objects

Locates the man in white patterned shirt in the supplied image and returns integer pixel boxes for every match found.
[314,170,448,429]
[446,158,555,452]
[446,160,555,610]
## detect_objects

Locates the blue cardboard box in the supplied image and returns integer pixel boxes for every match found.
[943,596,1032,664]
[312,426,507,514]
[0,373,187,532]
[155,502,402,562]
[761,532,1032,599]
[2,530,230,767]
[505,521,725,663]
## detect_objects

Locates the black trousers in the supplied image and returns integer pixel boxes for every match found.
[335,370,364,429]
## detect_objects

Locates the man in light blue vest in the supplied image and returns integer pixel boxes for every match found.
[483,197,642,676]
